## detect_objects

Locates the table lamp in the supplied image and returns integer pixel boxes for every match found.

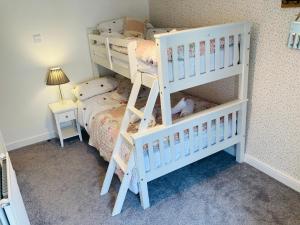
[46,67,70,102]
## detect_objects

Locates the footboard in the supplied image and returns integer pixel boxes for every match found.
[155,22,250,93]
[132,100,246,182]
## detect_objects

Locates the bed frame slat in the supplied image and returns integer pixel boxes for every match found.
[159,138,164,167]
[224,36,229,68]
[216,117,220,143]
[179,130,185,158]
[207,121,212,147]
[215,37,221,70]
[172,46,179,81]
[234,34,239,66]
[148,142,155,172]
[184,43,190,78]
[169,135,176,162]
[205,39,211,73]
[195,42,200,77]
[232,111,237,137]
[224,114,229,140]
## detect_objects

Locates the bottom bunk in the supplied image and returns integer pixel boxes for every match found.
[132,99,245,184]
[76,78,243,194]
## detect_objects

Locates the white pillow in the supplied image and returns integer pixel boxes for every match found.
[73,77,118,101]
[97,18,124,34]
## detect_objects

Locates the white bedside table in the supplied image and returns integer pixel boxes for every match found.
[49,100,82,148]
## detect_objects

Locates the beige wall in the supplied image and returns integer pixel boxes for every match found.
[0,0,149,149]
[149,0,300,181]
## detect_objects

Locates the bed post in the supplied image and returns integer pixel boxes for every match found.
[134,138,150,209]
[128,41,138,82]
[236,23,251,163]
[87,27,100,77]
[155,37,172,126]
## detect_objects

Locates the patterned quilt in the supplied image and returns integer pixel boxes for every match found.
[88,92,217,193]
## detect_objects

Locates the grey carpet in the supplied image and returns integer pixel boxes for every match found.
[9,138,300,225]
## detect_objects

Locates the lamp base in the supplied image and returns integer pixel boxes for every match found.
[58,85,65,104]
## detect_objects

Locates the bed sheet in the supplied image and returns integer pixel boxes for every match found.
[88,92,219,193]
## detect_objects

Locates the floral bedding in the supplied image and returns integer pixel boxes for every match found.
[88,92,217,193]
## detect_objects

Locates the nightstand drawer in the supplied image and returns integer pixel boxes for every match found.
[58,111,75,123]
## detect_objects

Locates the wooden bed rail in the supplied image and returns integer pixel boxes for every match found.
[132,99,247,182]
[88,34,138,81]
[155,22,250,92]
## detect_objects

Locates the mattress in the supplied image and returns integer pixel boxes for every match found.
[87,92,230,194]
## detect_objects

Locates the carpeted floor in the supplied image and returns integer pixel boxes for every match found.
[9,137,300,225]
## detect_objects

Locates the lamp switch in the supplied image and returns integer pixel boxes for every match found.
[33,34,42,43]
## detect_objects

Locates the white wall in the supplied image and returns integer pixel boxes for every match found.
[149,0,300,189]
[0,0,149,150]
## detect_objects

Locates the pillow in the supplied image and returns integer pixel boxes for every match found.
[123,17,145,38]
[97,18,124,34]
[73,77,118,101]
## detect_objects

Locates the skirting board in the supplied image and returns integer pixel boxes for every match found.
[245,154,300,193]
[6,131,57,151]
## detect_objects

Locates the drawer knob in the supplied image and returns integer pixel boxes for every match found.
[65,115,68,118]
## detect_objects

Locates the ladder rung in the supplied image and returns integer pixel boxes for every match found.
[120,132,133,145]
[128,106,144,118]
[113,154,128,172]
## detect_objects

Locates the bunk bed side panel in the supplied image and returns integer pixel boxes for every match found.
[154,22,251,93]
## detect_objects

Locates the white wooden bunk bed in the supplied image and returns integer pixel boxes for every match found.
[87,21,251,216]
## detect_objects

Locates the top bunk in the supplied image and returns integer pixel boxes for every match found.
[88,18,250,93]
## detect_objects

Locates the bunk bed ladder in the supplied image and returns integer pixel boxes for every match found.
[100,72,159,216]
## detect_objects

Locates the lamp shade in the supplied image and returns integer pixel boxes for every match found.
[46,67,70,85]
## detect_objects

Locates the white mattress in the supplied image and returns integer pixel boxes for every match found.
[77,91,127,134]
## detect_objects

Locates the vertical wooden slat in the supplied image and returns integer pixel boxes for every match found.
[232,111,237,137]
[189,126,195,153]
[170,134,176,162]
[179,131,185,159]
[207,121,212,147]
[148,142,155,171]
[172,46,179,81]
[216,117,220,144]
[196,124,202,150]
[195,42,200,77]
[184,44,190,78]
[205,38,211,73]
[215,37,220,70]
[224,36,229,68]
[233,34,239,66]
[159,138,164,166]
[236,110,241,135]
[224,114,229,140]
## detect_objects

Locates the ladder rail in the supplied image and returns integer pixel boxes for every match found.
[100,72,160,216]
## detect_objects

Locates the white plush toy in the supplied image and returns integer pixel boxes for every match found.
[171,97,195,117]
[129,107,157,127]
